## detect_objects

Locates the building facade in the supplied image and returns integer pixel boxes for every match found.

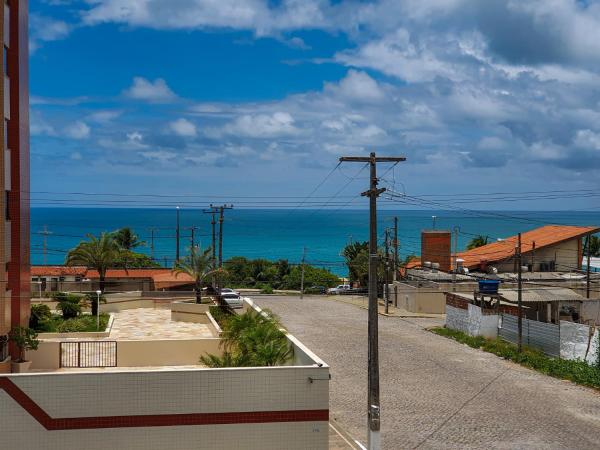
[0,0,30,371]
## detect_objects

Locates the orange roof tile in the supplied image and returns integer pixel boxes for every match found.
[31,266,88,277]
[151,272,195,290]
[457,225,599,269]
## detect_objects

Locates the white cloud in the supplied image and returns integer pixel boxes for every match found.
[64,121,91,139]
[124,77,177,103]
[325,70,385,102]
[169,118,197,137]
[573,129,600,151]
[30,14,71,53]
[222,112,299,138]
[87,110,123,123]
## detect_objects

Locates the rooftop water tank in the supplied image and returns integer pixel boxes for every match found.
[478,279,500,295]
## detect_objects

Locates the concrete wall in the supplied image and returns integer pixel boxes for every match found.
[0,364,329,450]
[496,239,580,272]
[394,281,476,314]
[170,302,210,324]
[445,299,499,338]
[27,341,60,371]
[560,321,599,365]
[581,301,600,325]
[118,339,222,367]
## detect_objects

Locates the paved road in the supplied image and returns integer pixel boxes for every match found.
[256,295,600,450]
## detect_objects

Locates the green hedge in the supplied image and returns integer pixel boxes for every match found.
[431,327,600,390]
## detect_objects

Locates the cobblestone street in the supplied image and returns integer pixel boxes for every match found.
[256,295,600,450]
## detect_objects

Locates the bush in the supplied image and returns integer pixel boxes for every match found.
[54,293,83,319]
[9,326,39,362]
[431,327,600,390]
[260,284,274,294]
[201,309,293,367]
[29,304,52,330]
[209,306,233,328]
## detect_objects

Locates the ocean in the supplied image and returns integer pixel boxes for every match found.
[31,208,600,276]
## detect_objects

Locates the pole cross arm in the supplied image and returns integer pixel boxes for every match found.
[339,156,406,162]
[361,187,386,197]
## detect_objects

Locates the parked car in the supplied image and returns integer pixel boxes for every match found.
[305,285,327,294]
[220,288,240,296]
[220,292,245,309]
[327,284,351,295]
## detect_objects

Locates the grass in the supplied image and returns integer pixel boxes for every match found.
[35,313,111,333]
[431,327,600,391]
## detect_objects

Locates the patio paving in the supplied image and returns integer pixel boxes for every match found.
[109,308,215,340]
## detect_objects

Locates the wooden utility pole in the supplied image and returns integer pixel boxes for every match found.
[585,234,591,299]
[203,207,218,266]
[531,241,536,273]
[175,206,181,263]
[339,152,406,450]
[186,226,199,250]
[517,233,523,353]
[300,247,307,299]
[217,204,234,268]
[393,217,399,281]
[40,225,52,265]
[148,227,157,260]
[384,228,390,314]
[452,227,459,292]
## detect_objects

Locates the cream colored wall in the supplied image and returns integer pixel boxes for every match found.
[118,339,222,367]
[393,282,475,314]
[495,239,580,272]
[1,362,329,449]
[27,342,60,371]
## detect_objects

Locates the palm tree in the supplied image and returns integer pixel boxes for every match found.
[586,235,600,257]
[173,246,221,304]
[466,235,489,250]
[65,233,122,313]
[112,227,145,250]
[201,309,293,367]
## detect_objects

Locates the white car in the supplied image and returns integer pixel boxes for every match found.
[220,292,245,309]
[327,284,351,295]
[220,288,240,296]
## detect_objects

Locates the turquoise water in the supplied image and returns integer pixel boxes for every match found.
[31,208,600,275]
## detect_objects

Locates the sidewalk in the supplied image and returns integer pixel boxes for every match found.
[329,295,445,319]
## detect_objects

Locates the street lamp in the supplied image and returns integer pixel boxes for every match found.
[431,215,437,230]
[96,290,102,331]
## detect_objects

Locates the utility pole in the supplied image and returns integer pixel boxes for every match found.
[203,206,218,287]
[517,233,523,353]
[175,206,181,263]
[148,227,157,260]
[300,247,307,299]
[40,225,52,265]
[531,241,536,273]
[384,228,390,314]
[186,226,199,250]
[217,204,234,268]
[432,215,437,230]
[585,234,591,299]
[452,226,459,292]
[339,152,406,450]
[393,217,399,282]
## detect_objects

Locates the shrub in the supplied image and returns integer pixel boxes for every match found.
[29,304,52,330]
[9,326,39,362]
[431,327,600,390]
[201,309,293,367]
[55,293,83,319]
[209,306,233,328]
[260,284,274,294]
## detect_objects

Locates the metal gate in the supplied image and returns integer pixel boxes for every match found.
[499,314,560,357]
[60,341,118,368]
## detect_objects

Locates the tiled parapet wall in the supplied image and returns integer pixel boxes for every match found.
[445,293,470,310]
[0,364,330,450]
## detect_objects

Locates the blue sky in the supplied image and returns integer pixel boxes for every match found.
[29,0,600,210]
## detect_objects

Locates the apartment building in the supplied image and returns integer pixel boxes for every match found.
[0,0,30,372]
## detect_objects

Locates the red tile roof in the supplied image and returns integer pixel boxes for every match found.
[151,272,195,290]
[404,225,599,272]
[458,225,598,269]
[31,266,172,279]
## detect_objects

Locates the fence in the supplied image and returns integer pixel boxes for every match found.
[60,341,118,368]
[499,314,560,357]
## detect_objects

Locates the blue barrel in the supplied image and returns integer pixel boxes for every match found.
[478,280,500,294]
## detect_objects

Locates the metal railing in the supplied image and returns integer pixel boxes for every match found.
[59,341,117,368]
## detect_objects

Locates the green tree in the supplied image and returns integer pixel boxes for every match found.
[466,235,489,250]
[116,250,161,268]
[585,235,600,257]
[112,227,145,250]
[9,326,39,363]
[343,241,369,284]
[173,246,222,304]
[54,292,83,319]
[65,233,122,297]
[29,304,52,330]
